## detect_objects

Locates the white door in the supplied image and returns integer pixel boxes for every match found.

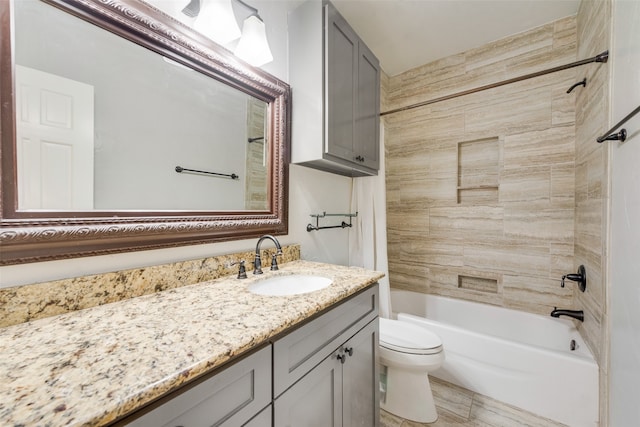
[15,65,94,210]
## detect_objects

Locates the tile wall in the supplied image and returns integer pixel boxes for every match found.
[384,6,613,423]
[384,16,580,316]
[574,0,611,424]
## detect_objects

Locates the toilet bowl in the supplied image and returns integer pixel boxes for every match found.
[379,318,444,423]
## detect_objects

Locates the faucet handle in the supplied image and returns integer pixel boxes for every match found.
[560,265,587,292]
[230,260,247,279]
[270,252,282,271]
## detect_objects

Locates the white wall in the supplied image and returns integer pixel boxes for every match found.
[0,0,354,287]
[609,0,640,424]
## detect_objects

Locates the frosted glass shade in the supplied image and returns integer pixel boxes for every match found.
[234,15,273,66]
[193,0,241,45]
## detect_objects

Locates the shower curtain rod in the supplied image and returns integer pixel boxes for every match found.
[380,50,609,117]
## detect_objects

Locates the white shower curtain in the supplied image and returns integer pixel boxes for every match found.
[349,125,392,318]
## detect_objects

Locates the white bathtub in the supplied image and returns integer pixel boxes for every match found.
[391,290,599,427]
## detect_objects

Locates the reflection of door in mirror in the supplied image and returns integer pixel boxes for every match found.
[16,65,95,210]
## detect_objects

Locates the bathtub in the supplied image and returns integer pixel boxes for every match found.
[391,290,599,427]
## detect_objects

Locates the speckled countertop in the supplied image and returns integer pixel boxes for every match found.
[0,260,383,426]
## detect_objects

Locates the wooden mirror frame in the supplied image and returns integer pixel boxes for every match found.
[0,0,290,265]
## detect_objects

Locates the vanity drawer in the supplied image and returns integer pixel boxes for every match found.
[273,284,378,397]
[125,345,271,427]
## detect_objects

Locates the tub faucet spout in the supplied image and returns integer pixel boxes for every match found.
[550,307,584,322]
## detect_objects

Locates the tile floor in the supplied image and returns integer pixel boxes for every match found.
[380,377,568,427]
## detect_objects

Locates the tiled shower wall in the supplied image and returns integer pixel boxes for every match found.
[384,16,580,316]
[245,98,268,210]
[575,0,611,424]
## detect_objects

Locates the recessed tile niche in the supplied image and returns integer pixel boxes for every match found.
[458,274,499,294]
[457,137,501,204]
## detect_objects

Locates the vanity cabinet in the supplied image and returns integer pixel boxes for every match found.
[289,0,380,177]
[118,285,379,427]
[123,345,272,427]
[273,285,379,426]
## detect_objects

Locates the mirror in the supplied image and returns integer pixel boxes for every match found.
[0,0,290,265]
[14,0,269,211]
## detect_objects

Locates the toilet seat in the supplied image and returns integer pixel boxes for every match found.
[380,318,443,355]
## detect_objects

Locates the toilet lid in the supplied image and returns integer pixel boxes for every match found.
[379,318,443,355]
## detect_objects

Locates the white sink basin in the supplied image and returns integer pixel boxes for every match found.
[248,274,332,296]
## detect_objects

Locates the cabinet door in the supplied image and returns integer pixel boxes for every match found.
[273,285,378,397]
[325,3,358,163]
[274,352,343,427]
[342,319,380,427]
[243,404,271,427]
[355,42,380,171]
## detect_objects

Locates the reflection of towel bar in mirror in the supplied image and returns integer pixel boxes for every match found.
[248,136,264,143]
[175,166,239,180]
[307,212,358,232]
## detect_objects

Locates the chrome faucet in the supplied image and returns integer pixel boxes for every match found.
[253,235,283,275]
[550,307,584,322]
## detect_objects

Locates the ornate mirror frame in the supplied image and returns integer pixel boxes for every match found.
[0,0,290,265]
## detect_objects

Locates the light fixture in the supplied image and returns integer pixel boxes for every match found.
[234,14,273,66]
[182,0,273,67]
[192,0,241,45]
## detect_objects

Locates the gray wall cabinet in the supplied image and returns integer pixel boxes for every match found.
[119,285,379,427]
[289,0,380,177]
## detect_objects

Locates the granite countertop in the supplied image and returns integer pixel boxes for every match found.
[0,260,384,426]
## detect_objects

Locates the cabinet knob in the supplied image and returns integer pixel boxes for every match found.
[337,354,347,364]
[355,155,365,162]
[344,347,354,357]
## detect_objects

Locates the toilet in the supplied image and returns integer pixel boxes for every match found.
[379,317,445,423]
